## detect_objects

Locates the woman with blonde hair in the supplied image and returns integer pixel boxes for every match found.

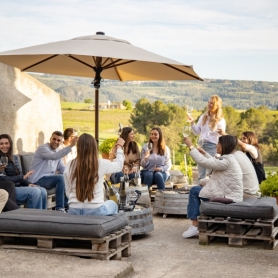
[64,133,125,216]
[188,95,226,180]
[140,127,172,189]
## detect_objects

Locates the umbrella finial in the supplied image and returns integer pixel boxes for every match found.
[96,31,105,35]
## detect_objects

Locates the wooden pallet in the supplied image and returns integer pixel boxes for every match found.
[0,226,132,260]
[198,214,278,249]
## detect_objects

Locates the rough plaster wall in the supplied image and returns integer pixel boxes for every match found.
[0,63,62,154]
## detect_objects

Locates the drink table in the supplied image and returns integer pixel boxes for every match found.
[113,185,154,235]
[153,188,189,218]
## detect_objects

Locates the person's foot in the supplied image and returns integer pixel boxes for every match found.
[56,208,67,213]
[182,224,199,238]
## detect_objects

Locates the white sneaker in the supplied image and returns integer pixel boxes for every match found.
[182,225,199,238]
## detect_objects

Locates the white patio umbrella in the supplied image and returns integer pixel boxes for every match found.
[0,31,202,142]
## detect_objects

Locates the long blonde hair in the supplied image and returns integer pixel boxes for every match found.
[202,95,224,130]
[70,133,99,202]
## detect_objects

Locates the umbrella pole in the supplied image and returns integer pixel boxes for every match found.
[95,88,99,145]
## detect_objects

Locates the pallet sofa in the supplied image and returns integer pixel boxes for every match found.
[198,197,278,249]
[15,153,56,209]
[0,209,131,260]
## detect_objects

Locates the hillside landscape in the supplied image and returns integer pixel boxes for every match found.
[31,74,278,110]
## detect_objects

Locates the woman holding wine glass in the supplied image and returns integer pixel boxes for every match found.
[0,134,47,209]
[140,127,172,189]
[109,127,141,183]
[187,95,226,181]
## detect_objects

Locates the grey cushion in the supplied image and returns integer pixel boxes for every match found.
[20,153,34,175]
[0,209,128,238]
[200,197,278,219]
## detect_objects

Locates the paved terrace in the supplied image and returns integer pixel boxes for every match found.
[1,213,278,278]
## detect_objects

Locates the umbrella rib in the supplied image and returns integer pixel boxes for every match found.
[22,55,58,71]
[104,60,135,70]
[162,64,203,81]
[69,55,95,69]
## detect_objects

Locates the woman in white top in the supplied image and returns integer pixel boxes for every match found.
[64,133,125,216]
[188,95,226,180]
[59,128,78,165]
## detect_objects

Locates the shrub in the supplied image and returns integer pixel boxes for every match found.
[99,138,117,154]
[260,173,278,197]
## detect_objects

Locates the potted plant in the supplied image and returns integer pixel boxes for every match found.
[260,172,278,204]
[99,138,117,159]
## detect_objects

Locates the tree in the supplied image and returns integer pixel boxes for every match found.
[84,98,93,103]
[222,106,241,136]
[123,100,132,110]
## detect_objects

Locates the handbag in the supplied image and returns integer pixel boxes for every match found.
[246,151,266,184]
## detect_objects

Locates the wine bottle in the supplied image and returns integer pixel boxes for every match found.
[104,179,118,204]
[119,176,127,211]
[103,180,110,200]
[123,167,130,188]
[135,169,141,187]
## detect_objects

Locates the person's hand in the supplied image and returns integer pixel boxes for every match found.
[217,128,226,135]
[197,148,206,155]
[187,114,194,124]
[183,137,193,147]
[116,138,125,148]
[28,184,39,187]
[24,170,34,180]
[0,165,5,172]
[154,166,161,172]
[70,136,79,147]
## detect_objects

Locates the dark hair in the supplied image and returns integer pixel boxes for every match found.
[241,131,260,150]
[51,131,63,137]
[0,134,14,160]
[149,127,166,156]
[63,128,76,140]
[70,133,99,202]
[218,135,237,155]
[120,127,139,155]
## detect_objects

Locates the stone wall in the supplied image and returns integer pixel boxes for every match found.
[0,63,62,154]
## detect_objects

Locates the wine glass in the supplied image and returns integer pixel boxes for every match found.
[182,126,191,146]
[147,142,153,152]
[0,156,8,176]
[196,138,204,148]
[187,106,193,122]
[115,123,122,136]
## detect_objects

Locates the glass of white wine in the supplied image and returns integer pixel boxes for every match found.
[182,126,191,146]
[196,138,204,148]
[147,142,153,152]
[0,156,8,176]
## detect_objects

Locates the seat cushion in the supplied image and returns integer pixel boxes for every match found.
[200,197,278,219]
[0,209,128,238]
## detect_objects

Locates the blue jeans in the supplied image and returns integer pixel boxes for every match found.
[187,186,209,220]
[113,172,135,184]
[16,186,47,209]
[141,170,169,189]
[35,174,67,210]
[68,200,118,216]
[198,141,216,180]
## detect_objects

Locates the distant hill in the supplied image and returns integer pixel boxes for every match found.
[30,74,278,110]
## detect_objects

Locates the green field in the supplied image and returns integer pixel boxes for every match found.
[62,103,132,144]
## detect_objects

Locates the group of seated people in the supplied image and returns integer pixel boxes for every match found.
[0,126,172,215]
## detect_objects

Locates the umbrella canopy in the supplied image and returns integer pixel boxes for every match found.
[0,32,203,142]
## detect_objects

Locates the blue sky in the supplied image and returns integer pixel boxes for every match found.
[0,0,277,82]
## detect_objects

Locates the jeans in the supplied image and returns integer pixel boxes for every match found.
[113,172,136,184]
[187,186,209,220]
[15,186,47,209]
[198,141,216,180]
[35,174,67,210]
[68,200,118,216]
[141,170,169,189]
